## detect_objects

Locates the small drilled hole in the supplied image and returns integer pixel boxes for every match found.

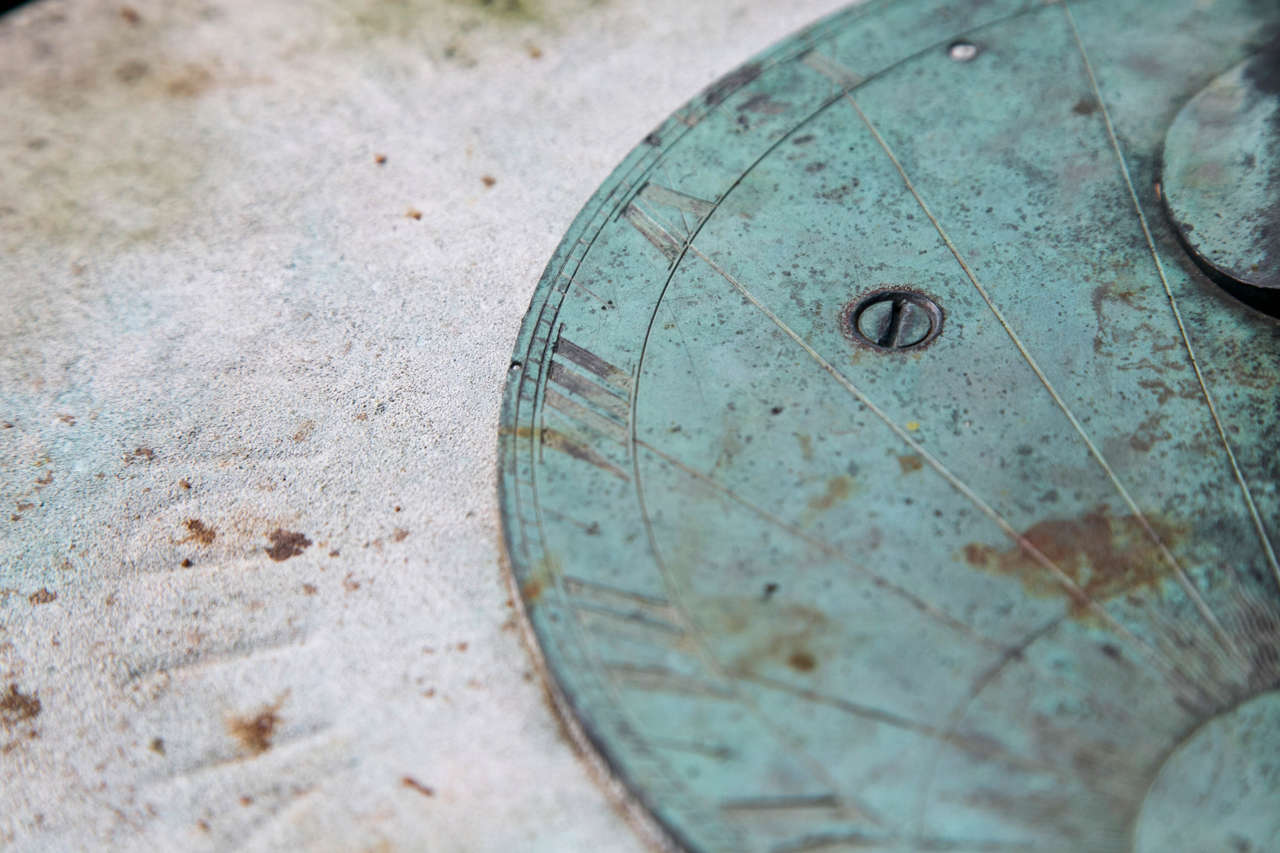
[948,41,979,62]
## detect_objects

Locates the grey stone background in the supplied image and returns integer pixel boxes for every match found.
[0,0,849,850]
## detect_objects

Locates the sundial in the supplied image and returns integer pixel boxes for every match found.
[497,0,1280,850]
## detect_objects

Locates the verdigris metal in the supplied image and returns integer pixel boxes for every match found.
[1163,35,1280,292]
[498,1,1280,850]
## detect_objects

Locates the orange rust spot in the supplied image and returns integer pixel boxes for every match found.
[406,208,423,220]
[227,697,285,755]
[807,475,852,511]
[962,507,1186,616]
[183,519,216,545]
[520,575,545,604]
[266,529,311,561]
[787,650,817,672]
[401,776,435,797]
[301,583,318,595]
[1,684,41,725]
[374,154,387,165]
[897,454,923,474]
[166,66,214,98]
[392,528,409,543]
[28,588,55,605]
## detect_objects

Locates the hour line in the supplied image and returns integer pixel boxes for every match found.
[686,243,1220,707]
[634,438,1009,655]
[838,86,1247,677]
[1061,0,1280,593]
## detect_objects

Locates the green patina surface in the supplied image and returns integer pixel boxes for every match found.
[498,1,1280,850]
[1163,36,1280,293]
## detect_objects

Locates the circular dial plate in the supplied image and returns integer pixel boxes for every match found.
[498,1,1280,850]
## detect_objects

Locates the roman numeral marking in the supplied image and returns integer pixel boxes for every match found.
[562,575,685,635]
[554,336,633,390]
[720,794,841,814]
[603,663,735,698]
[538,333,632,480]
[547,362,629,421]
[622,182,716,265]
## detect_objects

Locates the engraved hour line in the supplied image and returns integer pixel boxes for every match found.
[686,243,1213,704]
[804,50,1243,673]
[741,670,1060,778]
[635,439,1009,655]
[911,617,1112,839]
[635,442,1140,766]
[1062,1,1280,593]
[820,53,1246,675]
[625,215,888,822]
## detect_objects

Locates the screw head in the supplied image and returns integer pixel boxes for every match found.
[844,289,944,351]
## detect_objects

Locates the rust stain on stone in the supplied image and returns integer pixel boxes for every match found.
[962,506,1186,616]
[265,529,311,561]
[27,588,56,605]
[227,696,285,755]
[165,65,215,98]
[1,684,41,726]
[126,446,156,463]
[183,518,216,545]
[401,776,435,797]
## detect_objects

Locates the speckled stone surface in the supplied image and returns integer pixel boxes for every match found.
[0,1,849,849]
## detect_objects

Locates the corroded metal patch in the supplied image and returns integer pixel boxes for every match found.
[498,1,1280,850]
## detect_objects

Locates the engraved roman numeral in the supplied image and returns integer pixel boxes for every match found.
[538,331,633,480]
[562,574,684,635]
[603,663,736,698]
[622,182,716,265]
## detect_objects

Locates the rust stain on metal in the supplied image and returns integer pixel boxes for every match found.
[963,507,1187,616]
[897,454,923,474]
[807,475,853,511]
